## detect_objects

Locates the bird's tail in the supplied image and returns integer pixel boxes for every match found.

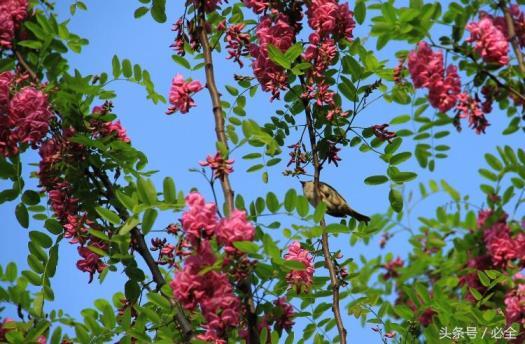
[348,209,371,224]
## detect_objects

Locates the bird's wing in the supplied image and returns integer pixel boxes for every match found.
[319,182,351,215]
[319,182,349,204]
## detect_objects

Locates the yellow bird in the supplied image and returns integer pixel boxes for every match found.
[301,180,370,224]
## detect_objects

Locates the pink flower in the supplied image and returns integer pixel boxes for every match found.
[225,23,251,67]
[407,42,444,89]
[199,152,234,180]
[242,0,268,14]
[381,257,404,280]
[284,241,314,293]
[76,242,107,283]
[466,17,509,65]
[101,120,130,142]
[181,192,218,244]
[408,42,461,113]
[303,33,337,78]
[306,0,355,40]
[171,241,241,341]
[273,297,295,331]
[9,87,53,147]
[0,71,14,113]
[455,93,489,134]
[504,284,525,325]
[166,74,204,114]
[371,124,396,143]
[250,14,296,100]
[427,65,461,113]
[215,210,255,254]
[0,0,28,48]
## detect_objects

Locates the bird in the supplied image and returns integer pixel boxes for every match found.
[300,180,370,224]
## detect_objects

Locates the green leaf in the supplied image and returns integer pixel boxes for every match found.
[163,177,177,203]
[15,203,29,228]
[142,209,158,234]
[111,55,121,78]
[296,195,309,217]
[151,0,167,23]
[485,153,503,171]
[364,175,388,185]
[22,270,41,285]
[116,190,136,210]
[44,219,63,235]
[122,59,132,78]
[95,207,121,225]
[22,190,40,205]
[171,55,191,70]
[313,202,327,223]
[354,0,366,24]
[17,40,42,49]
[266,192,280,213]
[440,180,460,202]
[389,152,412,165]
[134,6,149,18]
[137,178,157,205]
[284,43,303,61]
[5,262,17,282]
[267,44,291,69]
[233,241,259,254]
[29,231,52,249]
[284,189,297,212]
[125,280,141,302]
[120,216,140,235]
[389,188,403,212]
[390,171,417,183]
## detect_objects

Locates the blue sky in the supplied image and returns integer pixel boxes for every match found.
[1,1,523,342]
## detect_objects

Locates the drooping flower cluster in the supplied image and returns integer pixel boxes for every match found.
[454,93,489,134]
[381,256,404,280]
[504,284,525,326]
[0,0,28,48]
[407,42,461,113]
[284,241,315,293]
[91,103,131,143]
[242,0,268,14]
[199,152,234,180]
[171,192,256,342]
[166,74,204,114]
[250,14,296,100]
[0,72,53,157]
[306,0,355,41]
[466,17,509,65]
[225,23,251,67]
[481,212,525,268]
[371,124,396,143]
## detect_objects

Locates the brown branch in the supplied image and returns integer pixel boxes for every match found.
[13,49,38,81]
[90,166,193,340]
[196,8,259,344]
[500,0,525,74]
[300,76,347,343]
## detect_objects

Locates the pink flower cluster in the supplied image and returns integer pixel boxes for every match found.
[466,17,509,65]
[0,0,28,48]
[455,93,488,134]
[199,152,234,180]
[482,213,525,268]
[172,192,257,342]
[243,0,268,14]
[225,23,251,67]
[0,72,53,156]
[381,256,404,280]
[306,0,355,41]
[505,284,525,325]
[250,14,296,100]
[284,241,315,293]
[408,42,461,113]
[302,0,354,121]
[166,74,204,114]
[38,131,107,282]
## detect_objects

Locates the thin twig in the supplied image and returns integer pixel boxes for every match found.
[90,166,193,340]
[196,6,259,343]
[500,0,525,74]
[13,49,38,81]
[300,75,347,343]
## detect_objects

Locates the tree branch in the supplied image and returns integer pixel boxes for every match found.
[90,166,193,341]
[300,76,347,343]
[13,49,38,81]
[196,8,259,344]
[500,0,525,74]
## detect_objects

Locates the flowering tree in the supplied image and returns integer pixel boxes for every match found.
[1,0,525,343]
